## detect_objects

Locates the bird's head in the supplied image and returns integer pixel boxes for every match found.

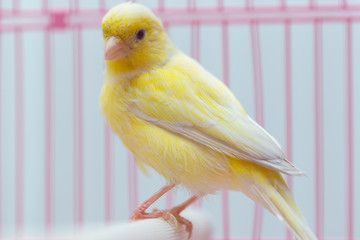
[102,3,175,75]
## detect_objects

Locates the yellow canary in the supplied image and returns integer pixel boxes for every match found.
[100,3,317,239]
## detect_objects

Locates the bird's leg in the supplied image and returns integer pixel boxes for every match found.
[170,195,199,213]
[128,184,175,221]
[151,195,200,239]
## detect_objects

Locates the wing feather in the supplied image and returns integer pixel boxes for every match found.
[129,55,305,176]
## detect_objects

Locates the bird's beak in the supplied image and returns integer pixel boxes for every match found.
[104,36,130,60]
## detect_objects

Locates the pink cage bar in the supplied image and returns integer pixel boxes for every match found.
[0,0,358,239]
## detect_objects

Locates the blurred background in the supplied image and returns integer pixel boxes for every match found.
[1,0,360,239]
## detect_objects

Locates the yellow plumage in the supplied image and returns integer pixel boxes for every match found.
[100,3,317,239]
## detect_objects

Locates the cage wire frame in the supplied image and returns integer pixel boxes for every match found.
[0,0,358,239]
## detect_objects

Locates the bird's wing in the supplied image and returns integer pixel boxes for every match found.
[129,58,304,176]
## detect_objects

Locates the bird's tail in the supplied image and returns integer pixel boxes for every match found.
[236,174,317,240]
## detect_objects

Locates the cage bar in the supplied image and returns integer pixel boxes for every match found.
[250,21,264,240]
[15,30,24,238]
[284,19,293,240]
[221,20,230,240]
[44,28,53,234]
[127,152,138,216]
[104,124,113,223]
[72,27,84,228]
[314,19,324,240]
[0,25,2,239]
[345,18,353,240]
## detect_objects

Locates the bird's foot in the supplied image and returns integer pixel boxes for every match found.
[151,207,193,240]
[128,207,168,221]
[128,207,193,239]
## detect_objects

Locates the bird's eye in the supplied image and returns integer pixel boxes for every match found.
[136,29,145,40]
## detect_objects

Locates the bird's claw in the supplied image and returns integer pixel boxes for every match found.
[151,208,193,240]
